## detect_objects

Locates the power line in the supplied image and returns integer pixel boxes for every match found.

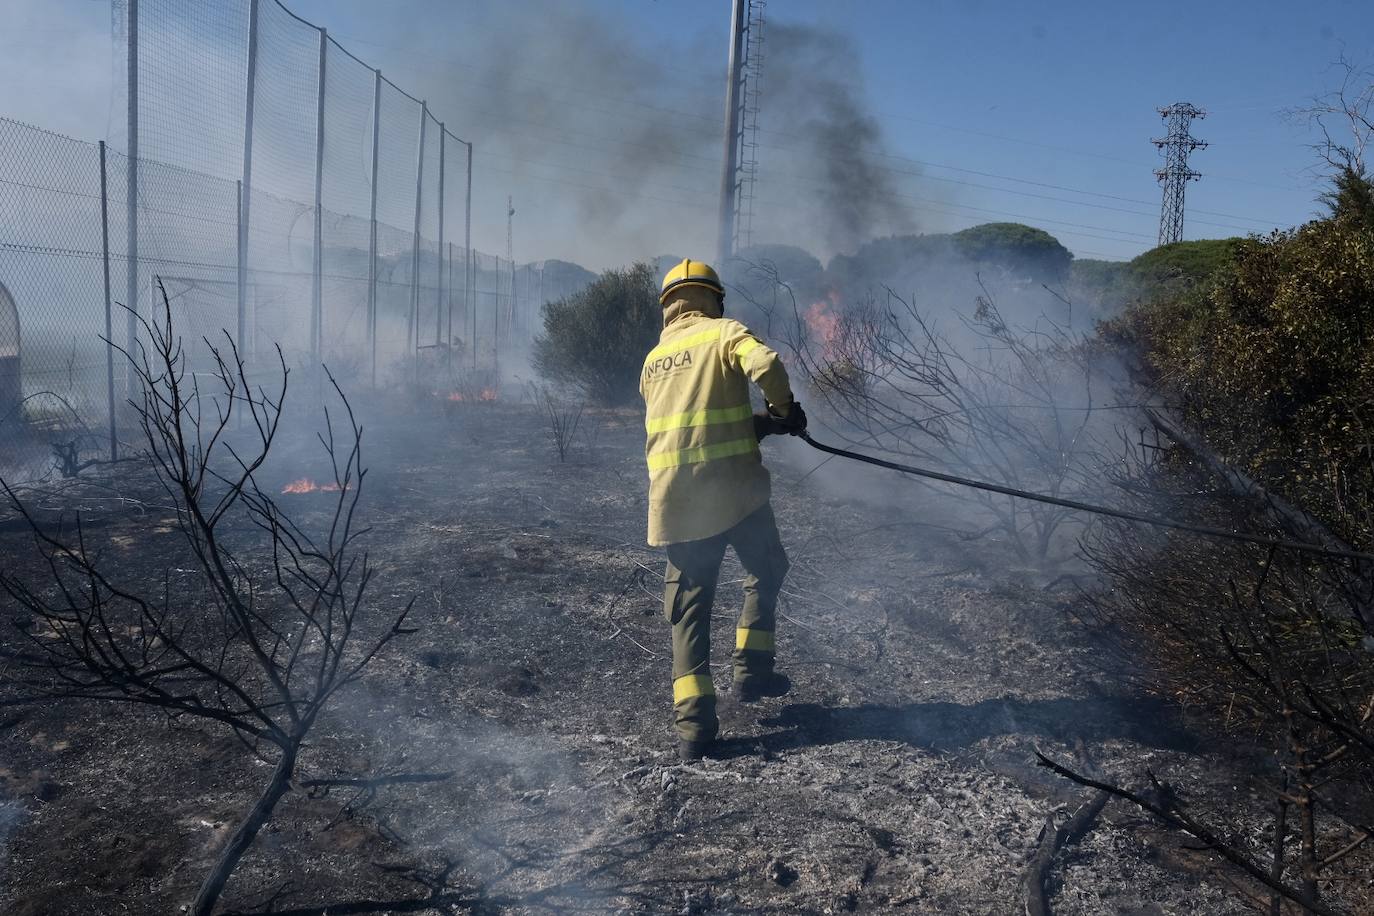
[755,134,1277,226]
[481,147,1131,238]
[483,142,1179,245]
[435,74,1281,230]
[481,144,1155,249]
[479,164,1142,259]
[464,100,1275,234]
[479,155,1148,252]
[866,112,1305,193]
[758,154,1265,233]
[461,109,1266,237]
[332,35,1290,227]
[344,31,1303,198]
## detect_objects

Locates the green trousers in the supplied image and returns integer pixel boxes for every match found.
[662,503,790,742]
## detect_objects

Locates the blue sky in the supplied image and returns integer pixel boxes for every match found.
[4,0,1372,266]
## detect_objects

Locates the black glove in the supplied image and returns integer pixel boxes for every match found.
[770,400,808,436]
[754,411,785,441]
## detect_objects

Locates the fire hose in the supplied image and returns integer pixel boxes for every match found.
[797,432,1374,563]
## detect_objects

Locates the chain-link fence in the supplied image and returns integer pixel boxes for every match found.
[0,120,120,471]
[2,1,571,470]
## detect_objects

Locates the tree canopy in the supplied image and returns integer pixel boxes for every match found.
[949,222,1072,284]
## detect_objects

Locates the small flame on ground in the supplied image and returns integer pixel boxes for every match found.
[281,478,341,495]
[446,388,498,403]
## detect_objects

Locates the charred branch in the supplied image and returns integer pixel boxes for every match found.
[1035,753,1347,916]
[1021,788,1111,916]
[1145,407,1355,567]
[0,279,416,915]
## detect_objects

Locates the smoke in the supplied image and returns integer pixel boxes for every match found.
[311,680,627,911]
[396,4,917,270]
[749,240,1136,579]
[752,22,917,258]
[408,1,719,269]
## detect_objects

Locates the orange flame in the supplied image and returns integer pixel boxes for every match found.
[446,388,498,403]
[281,478,341,495]
[805,291,842,358]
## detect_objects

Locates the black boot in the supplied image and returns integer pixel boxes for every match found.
[735,671,791,703]
[678,737,715,762]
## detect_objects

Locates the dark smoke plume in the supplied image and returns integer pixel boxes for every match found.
[412,1,720,267]
[405,4,915,267]
[755,23,916,256]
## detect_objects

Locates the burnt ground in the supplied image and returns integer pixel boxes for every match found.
[1,395,1369,914]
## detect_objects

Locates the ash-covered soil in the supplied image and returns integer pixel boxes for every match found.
[0,396,1358,914]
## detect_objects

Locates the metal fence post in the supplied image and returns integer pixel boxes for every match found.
[125,0,139,366]
[236,179,245,358]
[99,141,117,460]
[465,141,474,370]
[311,26,327,362]
[493,256,501,380]
[368,68,380,386]
[537,263,545,337]
[436,124,445,350]
[409,102,427,363]
[239,0,260,358]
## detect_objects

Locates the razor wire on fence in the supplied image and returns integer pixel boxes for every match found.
[2,0,566,472]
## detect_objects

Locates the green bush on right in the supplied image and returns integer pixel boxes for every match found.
[1118,199,1374,543]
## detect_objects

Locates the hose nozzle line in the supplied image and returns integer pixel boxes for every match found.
[798,433,1374,563]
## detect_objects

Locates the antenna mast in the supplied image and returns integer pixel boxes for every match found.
[734,1,766,253]
[717,0,746,265]
[717,0,767,264]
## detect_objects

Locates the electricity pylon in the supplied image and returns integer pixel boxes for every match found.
[1153,103,1207,246]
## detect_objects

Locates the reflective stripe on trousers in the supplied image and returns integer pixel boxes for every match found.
[662,503,789,742]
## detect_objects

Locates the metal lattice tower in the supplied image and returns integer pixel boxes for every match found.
[733,0,767,253]
[717,0,766,264]
[1152,103,1207,246]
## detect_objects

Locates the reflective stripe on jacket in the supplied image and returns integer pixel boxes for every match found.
[640,288,794,546]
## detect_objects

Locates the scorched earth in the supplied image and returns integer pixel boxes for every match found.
[0,393,1269,914]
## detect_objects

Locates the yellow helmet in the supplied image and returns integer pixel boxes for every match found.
[659,258,724,304]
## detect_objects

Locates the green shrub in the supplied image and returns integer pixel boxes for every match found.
[1072,238,1243,319]
[1121,215,1374,541]
[1085,206,1374,914]
[531,261,660,406]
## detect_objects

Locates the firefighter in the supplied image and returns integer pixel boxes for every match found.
[640,258,807,761]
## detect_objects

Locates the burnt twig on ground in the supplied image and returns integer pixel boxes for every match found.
[1035,752,1349,916]
[1021,789,1111,916]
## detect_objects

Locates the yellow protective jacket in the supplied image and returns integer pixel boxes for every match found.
[640,287,795,546]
